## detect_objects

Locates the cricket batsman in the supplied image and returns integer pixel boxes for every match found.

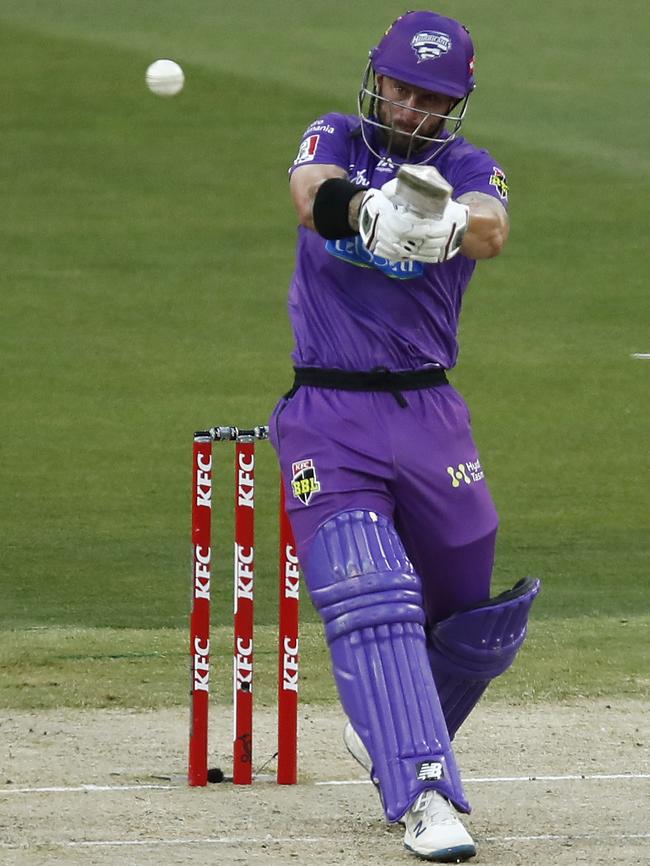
[269,10,540,861]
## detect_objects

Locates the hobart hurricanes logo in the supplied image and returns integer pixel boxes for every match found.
[411,31,452,62]
[291,459,321,505]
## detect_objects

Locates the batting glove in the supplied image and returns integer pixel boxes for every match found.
[409,198,470,263]
[381,178,470,264]
[358,188,435,262]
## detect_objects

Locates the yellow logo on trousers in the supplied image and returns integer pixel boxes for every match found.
[447,464,471,488]
[447,460,484,488]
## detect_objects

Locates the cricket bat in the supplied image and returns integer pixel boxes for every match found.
[394,164,453,218]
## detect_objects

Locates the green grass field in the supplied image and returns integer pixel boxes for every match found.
[1,1,648,711]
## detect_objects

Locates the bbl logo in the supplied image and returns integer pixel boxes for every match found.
[291,459,321,505]
[489,166,509,200]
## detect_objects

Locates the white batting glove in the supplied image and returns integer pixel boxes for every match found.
[358,188,434,262]
[411,199,469,263]
[380,179,469,263]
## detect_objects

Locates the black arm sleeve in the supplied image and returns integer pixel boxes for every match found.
[312,178,366,240]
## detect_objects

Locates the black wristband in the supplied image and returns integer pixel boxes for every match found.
[312,178,365,240]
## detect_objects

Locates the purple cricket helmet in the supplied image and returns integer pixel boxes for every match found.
[372,10,475,99]
[358,10,476,163]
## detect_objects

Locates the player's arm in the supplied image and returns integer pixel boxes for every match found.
[374,178,509,265]
[291,165,433,261]
[290,164,364,231]
[456,191,509,259]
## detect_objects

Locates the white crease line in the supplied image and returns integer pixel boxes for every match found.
[470,773,650,782]
[0,837,329,850]
[2,772,649,796]
[631,353,650,359]
[1,833,648,851]
[69,833,650,848]
[317,779,371,786]
[71,836,328,848]
[1,783,174,794]
[317,772,650,786]
[485,833,650,843]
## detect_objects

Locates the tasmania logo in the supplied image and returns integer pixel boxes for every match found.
[293,134,320,165]
[291,459,321,505]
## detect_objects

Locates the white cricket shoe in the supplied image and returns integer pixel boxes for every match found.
[403,790,476,862]
[344,722,409,825]
[343,722,372,773]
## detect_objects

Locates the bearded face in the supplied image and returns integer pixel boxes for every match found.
[373,75,455,157]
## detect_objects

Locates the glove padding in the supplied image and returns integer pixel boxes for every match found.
[412,198,469,263]
[358,187,440,262]
[377,178,470,264]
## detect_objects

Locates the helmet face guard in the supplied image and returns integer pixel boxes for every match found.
[358,11,476,164]
[358,61,471,164]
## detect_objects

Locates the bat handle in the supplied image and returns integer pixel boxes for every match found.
[394,165,452,219]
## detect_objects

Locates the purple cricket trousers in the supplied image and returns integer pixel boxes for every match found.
[269,382,499,625]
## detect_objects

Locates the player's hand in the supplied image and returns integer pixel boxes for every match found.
[410,199,469,263]
[381,179,469,264]
[358,188,434,262]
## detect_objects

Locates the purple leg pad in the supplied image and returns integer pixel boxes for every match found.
[306,510,470,822]
[428,577,541,739]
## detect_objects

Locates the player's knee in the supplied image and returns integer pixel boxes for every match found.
[306,510,425,642]
[427,577,541,738]
[429,577,541,679]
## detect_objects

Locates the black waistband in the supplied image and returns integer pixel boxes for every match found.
[289,366,448,407]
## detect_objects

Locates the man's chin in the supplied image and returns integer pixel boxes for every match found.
[376,127,427,157]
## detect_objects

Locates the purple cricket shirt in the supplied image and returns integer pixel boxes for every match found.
[288,112,509,372]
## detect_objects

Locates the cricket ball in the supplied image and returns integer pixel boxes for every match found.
[145,59,185,97]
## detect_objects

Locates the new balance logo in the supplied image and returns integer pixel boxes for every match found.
[417,761,444,781]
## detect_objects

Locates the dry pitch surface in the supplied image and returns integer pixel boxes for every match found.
[1,700,648,865]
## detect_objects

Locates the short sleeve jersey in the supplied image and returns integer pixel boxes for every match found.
[288,113,509,371]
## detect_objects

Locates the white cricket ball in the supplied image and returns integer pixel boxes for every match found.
[145,59,185,97]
